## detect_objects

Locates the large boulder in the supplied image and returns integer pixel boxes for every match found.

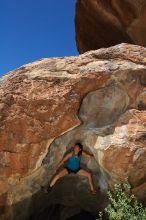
[0,43,146,219]
[75,0,146,53]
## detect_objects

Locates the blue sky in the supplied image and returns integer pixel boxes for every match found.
[0,0,78,76]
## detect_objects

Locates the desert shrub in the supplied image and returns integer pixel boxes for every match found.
[97,180,146,220]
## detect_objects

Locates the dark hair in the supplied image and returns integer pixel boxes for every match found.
[75,142,83,156]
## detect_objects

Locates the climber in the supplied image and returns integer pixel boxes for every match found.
[43,142,97,194]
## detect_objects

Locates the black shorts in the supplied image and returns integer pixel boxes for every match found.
[65,166,80,174]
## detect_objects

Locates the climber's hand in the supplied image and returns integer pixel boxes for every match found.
[67,143,73,149]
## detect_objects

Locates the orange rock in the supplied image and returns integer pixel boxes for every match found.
[132,182,146,204]
[75,0,146,53]
[97,110,146,188]
[0,43,146,219]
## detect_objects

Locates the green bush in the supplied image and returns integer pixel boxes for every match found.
[97,180,146,220]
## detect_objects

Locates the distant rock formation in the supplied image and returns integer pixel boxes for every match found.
[0,43,146,219]
[75,0,146,53]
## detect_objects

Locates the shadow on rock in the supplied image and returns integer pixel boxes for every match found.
[0,174,108,220]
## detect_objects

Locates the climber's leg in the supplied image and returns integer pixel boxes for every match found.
[76,169,96,193]
[50,168,68,187]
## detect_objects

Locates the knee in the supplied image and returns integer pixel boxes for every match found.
[56,174,60,179]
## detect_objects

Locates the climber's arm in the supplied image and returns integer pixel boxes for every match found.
[56,152,72,170]
[82,150,94,158]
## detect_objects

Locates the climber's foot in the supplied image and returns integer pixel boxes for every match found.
[47,185,52,193]
[41,185,52,194]
[89,189,97,195]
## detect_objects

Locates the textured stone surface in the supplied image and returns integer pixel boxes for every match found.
[0,43,146,219]
[95,110,146,187]
[75,0,146,53]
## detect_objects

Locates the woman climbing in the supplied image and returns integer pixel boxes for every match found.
[43,142,97,194]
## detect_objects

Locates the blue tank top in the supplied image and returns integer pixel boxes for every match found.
[66,152,81,170]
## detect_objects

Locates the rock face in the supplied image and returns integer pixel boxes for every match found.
[0,43,146,219]
[75,0,146,53]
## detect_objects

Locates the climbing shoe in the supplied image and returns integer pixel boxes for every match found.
[41,185,52,194]
[90,189,97,195]
[87,187,97,195]
[46,185,52,193]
